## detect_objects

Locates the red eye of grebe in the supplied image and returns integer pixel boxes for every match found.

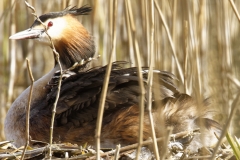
[48,21,53,27]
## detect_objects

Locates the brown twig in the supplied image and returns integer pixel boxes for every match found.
[95,0,118,159]
[65,55,100,72]
[24,1,63,158]
[0,129,200,159]
[20,59,34,160]
[185,155,212,159]
[87,128,200,160]
[0,144,84,159]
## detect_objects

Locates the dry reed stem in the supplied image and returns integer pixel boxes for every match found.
[124,2,134,66]
[197,0,207,97]
[114,144,120,160]
[95,0,117,159]
[154,0,184,84]
[230,0,240,22]
[227,74,240,88]
[211,90,240,159]
[171,0,177,74]
[161,127,173,159]
[0,94,5,140]
[20,59,34,160]
[125,1,146,159]
[144,0,149,62]
[146,1,160,160]
[187,0,202,98]
[7,0,16,110]
[184,21,189,94]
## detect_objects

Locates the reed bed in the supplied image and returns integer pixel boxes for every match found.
[1,0,240,159]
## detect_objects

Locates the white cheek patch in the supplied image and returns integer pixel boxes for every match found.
[35,17,67,44]
[46,17,67,40]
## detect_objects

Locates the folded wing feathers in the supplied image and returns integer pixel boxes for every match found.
[44,62,179,126]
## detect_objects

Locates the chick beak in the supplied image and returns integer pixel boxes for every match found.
[9,28,44,40]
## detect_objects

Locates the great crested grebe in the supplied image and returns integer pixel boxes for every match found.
[5,6,221,152]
